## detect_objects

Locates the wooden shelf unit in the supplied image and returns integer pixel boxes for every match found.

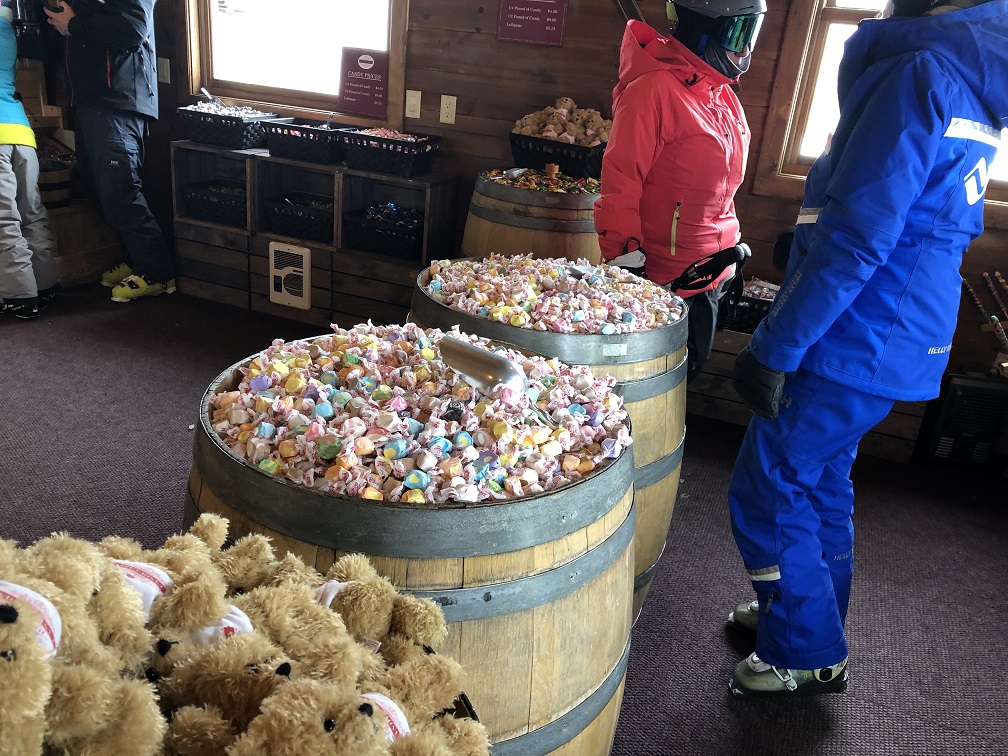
[170,141,456,328]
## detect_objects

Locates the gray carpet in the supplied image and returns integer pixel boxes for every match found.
[2,284,1006,755]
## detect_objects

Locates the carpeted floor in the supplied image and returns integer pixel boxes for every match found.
[3,284,1006,755]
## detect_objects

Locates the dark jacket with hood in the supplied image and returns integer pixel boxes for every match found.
[750,1,1008,400]
[63,0,158,119]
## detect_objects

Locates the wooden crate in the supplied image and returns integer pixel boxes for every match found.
[686,330,927,463]
[49,201,121,287]
[173,220,250,310]
[330,250,418,328]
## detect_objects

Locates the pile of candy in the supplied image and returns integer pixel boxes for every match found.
[363,202,423,229]
[180,102,274,119]
[482,168,600,195]
[424,254,685,334]
[210,323,631,504]
[353,127,421,141]
[743,278,780,301]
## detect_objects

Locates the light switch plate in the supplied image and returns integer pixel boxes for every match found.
[440,95,456,125]
[156,57,171,85]
[405,89,421,119]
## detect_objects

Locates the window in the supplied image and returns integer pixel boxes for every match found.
[184,0,407,128]
[754,1,1007,209]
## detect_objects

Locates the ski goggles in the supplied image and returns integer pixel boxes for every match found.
[717,13,764,54]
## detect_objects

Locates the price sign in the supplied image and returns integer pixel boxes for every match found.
[337,48,389,119]
[497,0,567,47]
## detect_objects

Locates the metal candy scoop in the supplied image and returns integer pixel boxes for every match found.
[438,336,558,428]
[438,335,527,396]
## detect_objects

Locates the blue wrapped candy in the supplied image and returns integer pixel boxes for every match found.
[404,470,430,490]
[313,403,335,420]
[256,422,276,439]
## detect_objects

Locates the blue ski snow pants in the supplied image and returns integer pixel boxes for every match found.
[728,368,894,670]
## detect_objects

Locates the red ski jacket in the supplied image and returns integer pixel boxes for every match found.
[595,20,749,292]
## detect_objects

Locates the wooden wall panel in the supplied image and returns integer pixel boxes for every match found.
[142,0,1005,372]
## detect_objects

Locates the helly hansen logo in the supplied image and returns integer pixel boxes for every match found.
[927,344,952,356]
[964,158,990,206]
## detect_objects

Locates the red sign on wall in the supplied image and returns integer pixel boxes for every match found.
[337,48,389,119]
[497,0,567,47]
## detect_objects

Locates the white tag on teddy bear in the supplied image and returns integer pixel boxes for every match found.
[113,560,175,622]
[0,580,62,659]
[313,579,347,609]
[360,692,411,741]
[189,604,254,647]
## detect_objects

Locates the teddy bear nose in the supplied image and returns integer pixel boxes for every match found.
[0,605,17,623]
[275,662,292,676]
[358,703,374,717]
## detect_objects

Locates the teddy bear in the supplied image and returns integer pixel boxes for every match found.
[1,537,167,756]
[0,597,54,756]
[212,532,319,597]
[157,629,296,736]
[228,661,489,756]
[98,514,234,680]
[225,678,394,756]
[232,579,379,690]
[554,96,577,118]
[321,553,448,668]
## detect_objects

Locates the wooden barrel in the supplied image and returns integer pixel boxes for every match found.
[411,274,687,621]
[185,353,635,755]
[38,158,75,209]
[461,174,601,265]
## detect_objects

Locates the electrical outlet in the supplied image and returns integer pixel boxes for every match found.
[405,89,421,119]
[156,57,171,85]
[440,95,456,125]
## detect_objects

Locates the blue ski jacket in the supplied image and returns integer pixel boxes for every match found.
[749,2,1008,401]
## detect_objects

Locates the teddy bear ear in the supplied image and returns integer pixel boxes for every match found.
[187,513,230,552]
[327,553,378,583]
[391,595,448,650]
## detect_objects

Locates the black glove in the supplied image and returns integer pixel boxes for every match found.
[607,240,647,278]
[733,346,785,420]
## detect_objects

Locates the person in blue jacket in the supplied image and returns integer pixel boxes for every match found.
[727,0,1007,697]
[45,0,175,303]
[0,0,59,320]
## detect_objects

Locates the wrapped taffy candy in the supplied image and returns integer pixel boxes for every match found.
[209,322,631,505]
[424,253,685,335]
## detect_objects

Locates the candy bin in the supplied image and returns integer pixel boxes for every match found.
[186,323,635,755]
[413,254,689,620]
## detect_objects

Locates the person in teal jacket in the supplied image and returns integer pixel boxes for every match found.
[727,0,1007,697]
[0,0,59,320]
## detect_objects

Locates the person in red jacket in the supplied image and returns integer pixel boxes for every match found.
[594,0,766,378]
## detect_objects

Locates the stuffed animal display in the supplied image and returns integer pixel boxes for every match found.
[512,96,612,147]
[0,515,490,756]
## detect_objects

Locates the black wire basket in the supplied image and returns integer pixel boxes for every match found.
[181,179,247,227]
[263,118,345,164]
[177,107,280,150]
[337,129,441,177]
[264,192,335,244]
[509,132,605,179]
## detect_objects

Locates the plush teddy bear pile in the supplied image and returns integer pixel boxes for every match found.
[0,514,490,756]
[512,96,612,147]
